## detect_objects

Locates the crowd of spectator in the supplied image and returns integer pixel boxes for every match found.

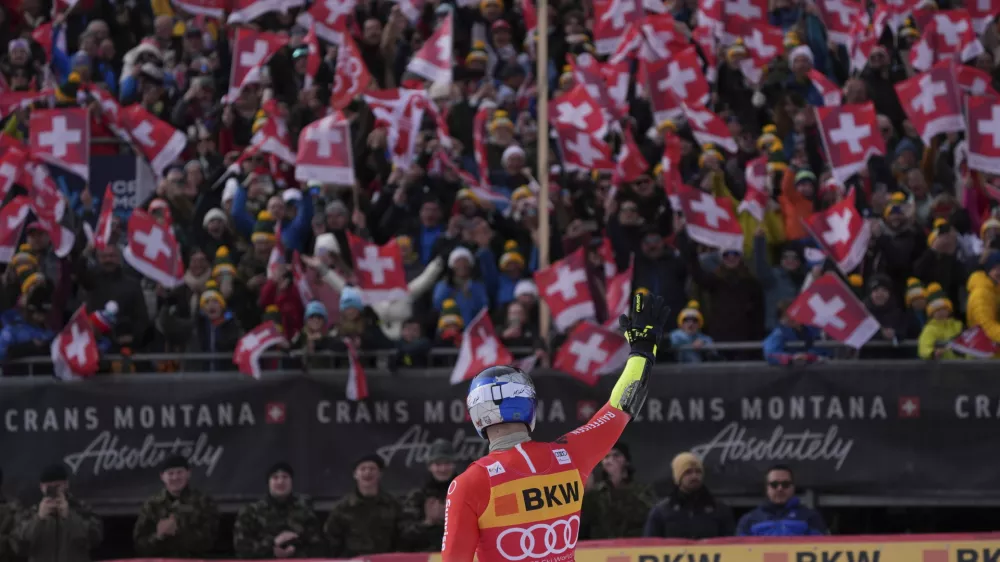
[1,0,1000,377]
[0,444,830,561]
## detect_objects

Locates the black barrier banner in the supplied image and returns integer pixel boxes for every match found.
[0,363,996,504]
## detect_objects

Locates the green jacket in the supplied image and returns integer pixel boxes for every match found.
[132,488,219,557]
[233,494,325,558]
[324,490,403,557]
[580,479,655,540]
[13,495,102,562]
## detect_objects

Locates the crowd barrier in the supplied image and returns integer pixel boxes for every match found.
[103,534,1000,561]
[2,361,999,511]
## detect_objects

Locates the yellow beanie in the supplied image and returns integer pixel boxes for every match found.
[927,217,949,246]
[904,277,926,306]
[199,280,226,310]
[677,300,704,328]
[698,144,722,168]
[498,240,525,270]
[925,282,952,315]
[671,452,703,484]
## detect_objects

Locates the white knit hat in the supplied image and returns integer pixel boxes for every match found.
[314,233,340,255]
[448,246,474,268]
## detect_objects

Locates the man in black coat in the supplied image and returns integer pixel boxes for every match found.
[643,452,734,539]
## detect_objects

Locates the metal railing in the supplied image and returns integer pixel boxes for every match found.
[1,339,926,377]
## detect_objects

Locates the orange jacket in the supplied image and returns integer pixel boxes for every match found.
[778,168,815,241]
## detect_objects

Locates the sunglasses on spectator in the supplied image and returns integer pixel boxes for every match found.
[768,480,793,489]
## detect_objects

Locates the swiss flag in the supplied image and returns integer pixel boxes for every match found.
[29,108,89,179]
[848,21,878,74]
[738,155,769,222]
[0,144,26,201]
[171,0,225,18]
[0,196,30,263]
[571,54,628,121]
[346,232,408,304]
[640,57,682,123]
[678,184,744,251]
[119,105,187,176]
[898,397,921,419]
[557,125,615,172]
[909,10,983,72]
[604,259,633,329]
[969,0,1000,33]
[234,321,288,379]
[816,0,863,45]
[808,69,843,106]
[965,95,1000,175]
[613,129,648,185]
[593,0,644,54]
[51,306,99,381]
[802,195,871,275]
[228,0,308,24]
[949,326,998,358]
[723,0,767,24]
[786,272,880,348]
[449,310,513,384]
[815,103,885,184]
[554,321,629,386]
[406,13,453,84]
[330,32,372,110]
[93,183,115,251]
[295,113,354,185]
[295,0,356,44]
[550,85,608,137]
[227,29,288,100]
[642,48,709,108]
[956,65,999,99]
[894,63,964,144]
[123,209,184,288]
[533,247,597,332]
[681,103,738,153]
[21,159,75,258]
[364,89,429,170]
[344,338,369,400]
[249,100,295,165]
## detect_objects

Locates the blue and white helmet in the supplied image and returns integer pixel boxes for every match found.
[466,366,537,438]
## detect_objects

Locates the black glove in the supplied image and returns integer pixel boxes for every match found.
[618,293,670,359]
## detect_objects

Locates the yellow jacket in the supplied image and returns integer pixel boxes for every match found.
[917,317,963,359]
[703,172,785,257]
[966,271,1000,344]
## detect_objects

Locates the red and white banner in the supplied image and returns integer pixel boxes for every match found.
[94,183,115,251]
[738,155,769,222]
[956,65,999,98]
[344,338,369,400]
[557,125,615,172]
[815,103,885,184]
[234,321,288,379]
[808,69,843,107]
[550,85,608,138]
[613,129,648,185]
[966,95,1000,175]
[681,103,738,153]
[295,113,354,185]
[817,0,863,45]
[894,63,964,144]
[406,13,453,84]
[786,272,880,349]
[123,209,184,288]
[330,32,372,110]
[802,196,871,275]
[449,310,512,384]
[949,326,998,358]
[170,0,225,18]
[227,0,308,24]
[29,108,89,178]
[364,89,429,170]
[295,0,355,44]
[533,247,597,332]
[51,305,99,381]
[120,105,188,176]
[227,29,288,100]
[346,232,408,304]
[678,184,744,251]
[604,260,633,329]
[0,144,26,201]
[553,321,629,386]
[909,10,983,72]
[0,196,30,263]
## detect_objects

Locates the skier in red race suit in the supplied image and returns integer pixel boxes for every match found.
[441,293,670,562]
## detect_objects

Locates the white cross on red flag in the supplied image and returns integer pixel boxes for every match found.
[604,260,633,329]
[123,209,184,288]
[738,155,769,222]
[894,62,964,144]
[330,32,372,110]
[346,232,408,304]
[364,89,430,170]
[613,129,648,185]
[801,195,871,275]
[406,13,453,84]
[295,113,354,185]
[965,95,1000,175]
[234,321,288,379]
[557,126,615,172]
[295,0,356,44]
[681,103,738,153]
[815,102,885,184]
[449,310,513,384]
[29,108,89,179]
[227,29,288,101]
[119,104,188,177]
[550,85,608,138]
[0,196,30,263]
[533,246,597,332]
[593,0,644,54]
[171,0,225,18]
[94,183,115,252]
[816,0,863,45]
[949,326,998,358]
[808,69,843,106]
[554,321,629,386]
[909,10,983,72]
[786,272,880,348]
[956,65,999,99]
[0,144,26,201]
[678,183,744,251]
[344,337,369,400]
[51,305,99,381]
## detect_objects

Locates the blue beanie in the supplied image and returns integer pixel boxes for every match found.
[305,300,327,320]
[340,287,364,311]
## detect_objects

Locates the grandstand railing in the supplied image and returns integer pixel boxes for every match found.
[1,340,925,376]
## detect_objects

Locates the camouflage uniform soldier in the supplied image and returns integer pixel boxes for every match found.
[324,454,403,557]
[399,440,456,552]
[580,442,655,539]
[233,463,324,559]
[133,455,219,557]
[13,464,103,562]
[0,468,21,562]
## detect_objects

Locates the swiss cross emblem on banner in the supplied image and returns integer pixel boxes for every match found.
[641,47,710,107]
[234,321,288,379]
[0,196,30,263]
[50,305,99,381]
[802,195,871,275]
[557,125,615,172]
[295,114,354,185]
[534,247,597,332]
[964,95,1000,175]
[909,10,983,72]
[949,326,998,358]
[738,156,769,221]
[29,108,89,179]
[123,209,184,288]
[119,104,188,176]
[724,0,767,24]
[956,65,999,98]
[406,13,453,84]
[786,272,880,349]
[894,63,964,144]
[550,85,608,138]
[227,29,288,100]
[330,32,372,110]
[295,0,356,44]
[681,103,738,153]
[677,184,744,251]
[449,310,513,384]
[815,103,885,184]
[817,0,863,45]
[345,232,407,304]
[554,321,629,386]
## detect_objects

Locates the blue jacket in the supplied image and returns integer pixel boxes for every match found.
[668,329,717,363]
[232,186,315,253]
[762,324,831,365]
[432,279,490,326]
[477,247,532,307]
[0,310,56,363]
[51,26,118,94]
[736,497,827,537]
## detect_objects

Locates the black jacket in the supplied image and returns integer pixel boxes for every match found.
[643,486,734,540]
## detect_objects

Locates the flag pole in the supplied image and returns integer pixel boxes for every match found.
[536,0,551,345]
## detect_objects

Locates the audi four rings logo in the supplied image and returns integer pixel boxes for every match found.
[495,516,580,561]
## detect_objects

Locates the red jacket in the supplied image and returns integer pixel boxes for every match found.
[258,280,304,338]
